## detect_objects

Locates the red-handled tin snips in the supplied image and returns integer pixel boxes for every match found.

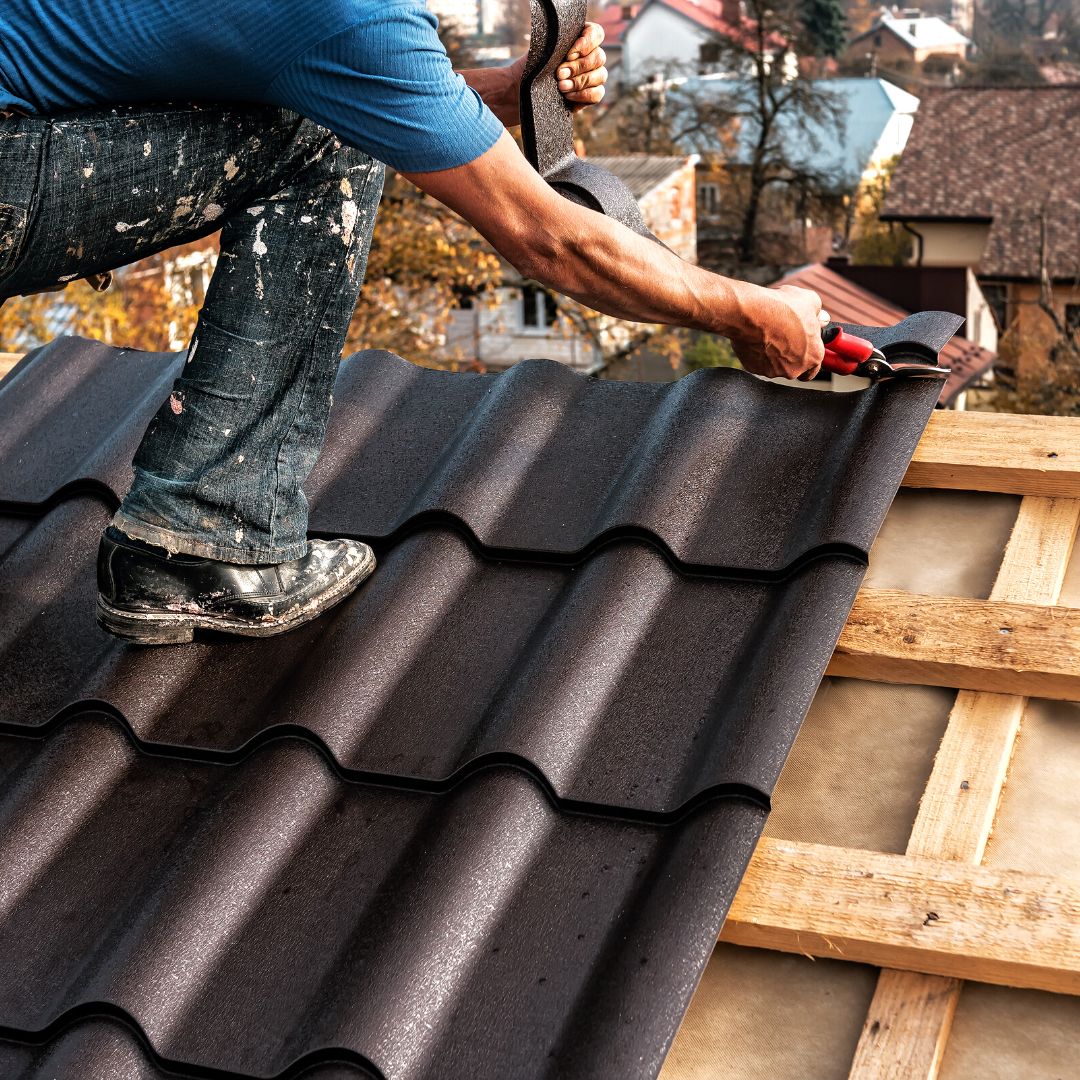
[821,326,950,381]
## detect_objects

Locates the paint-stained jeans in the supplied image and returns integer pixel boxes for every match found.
[0,104,384,563]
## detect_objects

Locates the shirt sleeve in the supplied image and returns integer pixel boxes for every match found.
[265,1,505,173]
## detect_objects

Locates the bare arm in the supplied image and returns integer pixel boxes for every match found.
[403,131,824,379]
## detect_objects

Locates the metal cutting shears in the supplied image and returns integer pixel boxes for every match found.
[821,326,951,382]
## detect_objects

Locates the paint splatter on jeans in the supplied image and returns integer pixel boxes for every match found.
[0,104,384,563]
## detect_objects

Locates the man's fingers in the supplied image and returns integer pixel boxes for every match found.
[568,85,606,110]
[557,47,606,87]
[566,21,604,62]
[560,63,607,95]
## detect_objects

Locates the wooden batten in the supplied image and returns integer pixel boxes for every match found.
[906,412,1080,497]
[843,495,1080,1079]
[828,589,1080,699]
[722,838,1080,996]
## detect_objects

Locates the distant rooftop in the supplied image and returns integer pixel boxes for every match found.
[851,8,972,51]
[882,87,1080,280]
[670,77,920,189]
[585,154,698,199]
[595,2,640,47]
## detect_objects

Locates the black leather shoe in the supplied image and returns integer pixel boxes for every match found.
[96,526,376,645]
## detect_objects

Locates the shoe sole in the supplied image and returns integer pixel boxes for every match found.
[96,546,376,646]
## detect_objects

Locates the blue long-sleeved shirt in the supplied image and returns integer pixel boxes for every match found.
[0,0,504,172]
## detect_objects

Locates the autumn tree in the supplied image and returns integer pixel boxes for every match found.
[983,0,1077,41]
[993,210,1080,416]
[345,171,502,366]
[849,156,912,266]
[0,241,207,354]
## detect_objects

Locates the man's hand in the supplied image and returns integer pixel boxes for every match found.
[556,22,608,111]
[728,285,825,380]
[460,23,608,127]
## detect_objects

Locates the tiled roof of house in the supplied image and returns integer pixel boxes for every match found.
[0,336,943,1077]
[775,263,995,403]
[635,0,775,51]
[882,87,1080,280]
[583,155,696,199]
[654,0,732,33]
[853,13,971,51]
[595,2,639,47]
[672,77,919,189]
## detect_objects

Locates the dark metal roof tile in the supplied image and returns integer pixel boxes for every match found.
[0,331,948,1077]
[0,497,862,814]
[0,717,763,1080]
[0,337,943,573]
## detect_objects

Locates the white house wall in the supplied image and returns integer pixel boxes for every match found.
[912,222,991,267]
[444,289,602,371]
[622,6,710,84]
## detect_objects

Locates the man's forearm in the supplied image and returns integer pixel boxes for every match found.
[404,131,824,378]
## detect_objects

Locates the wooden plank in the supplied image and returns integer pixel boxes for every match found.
[848,970,960,1080]
[904,692,1023,864]
[846,497,1080,1079]
[721,837,1080,996]
[0,352,22,380]
[828,589,1080,699]
[905,412,1080,497]
[905,501,1080,863]
[989,497,1080,605]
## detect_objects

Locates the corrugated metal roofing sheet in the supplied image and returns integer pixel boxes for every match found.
[0,498,862,816]
[0,332,945,1078]
[1,342,937,573]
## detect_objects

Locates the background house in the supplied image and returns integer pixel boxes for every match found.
[881,86,1080,387]
[670,75,919,267]
[843,7,972,77]
[772,261,996,406]
[618,0,750,84]
[441,154,699,371]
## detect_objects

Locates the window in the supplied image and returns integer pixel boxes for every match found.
[699,40,722,67]
[698,182,721,216]
[979,282,1008,332]
[873,33,882,46]
[1066,304,1080,335]
[519,284,559,331]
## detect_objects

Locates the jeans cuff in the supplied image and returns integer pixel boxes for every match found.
[110,510,309,565]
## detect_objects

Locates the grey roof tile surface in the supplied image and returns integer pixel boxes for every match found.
[0,497,861,814]
[0,331,947,1078]
[1,338,943,574]
[0,717,763,1080]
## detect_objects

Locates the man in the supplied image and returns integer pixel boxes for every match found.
[0,1,825,645]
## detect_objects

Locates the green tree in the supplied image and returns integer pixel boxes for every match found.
[682,332,740,371]
[799,0,848,58]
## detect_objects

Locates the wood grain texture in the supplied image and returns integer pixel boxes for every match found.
[829,589,1080,699]
[848,970,961,1080]
[723,838,1080,996]
[905,412,1080,497]
[845,496,1080,1079]
[989,498,1080,604]
[0,353,22,381]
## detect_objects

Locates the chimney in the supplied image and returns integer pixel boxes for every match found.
[721,0,742,25]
